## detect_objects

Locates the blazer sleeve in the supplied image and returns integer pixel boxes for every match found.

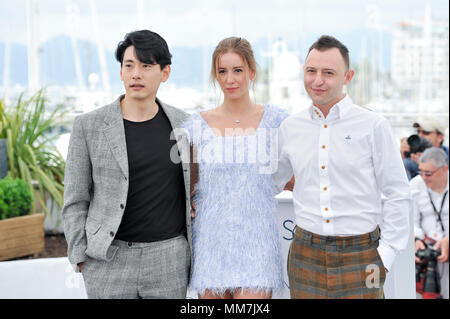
[61,115,92,267]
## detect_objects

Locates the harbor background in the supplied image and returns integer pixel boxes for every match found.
[0,0,449,159]
[0,0,448,299]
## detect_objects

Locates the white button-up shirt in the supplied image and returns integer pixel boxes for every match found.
[411,172,449,241]
[274,95,411,271]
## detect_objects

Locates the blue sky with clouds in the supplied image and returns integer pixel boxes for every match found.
[1,0,448,52]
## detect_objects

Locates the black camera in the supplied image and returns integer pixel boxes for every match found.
[415,245,442,298]
[404,134,432,158]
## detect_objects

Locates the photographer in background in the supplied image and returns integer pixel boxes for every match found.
[411,148,449,299]
[401,119,448,180]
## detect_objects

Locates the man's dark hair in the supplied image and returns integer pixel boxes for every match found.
[307,35,350,69]
[115,30,172,69]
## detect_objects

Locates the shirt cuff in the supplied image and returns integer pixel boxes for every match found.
[377,243,397,272]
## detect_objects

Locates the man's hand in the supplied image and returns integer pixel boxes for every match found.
[400,137,410,160]
[190,190,196,220]
[411,152,422,165]
[190,205,196,220]
[77,262,85,273]
[415,239,426,263]
[284,176,295,192]
[434,236,449,263]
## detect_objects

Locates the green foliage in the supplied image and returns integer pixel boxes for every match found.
[0,89,67,218]
[0,177,33,220]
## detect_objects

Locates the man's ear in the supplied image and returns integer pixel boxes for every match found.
[344,69,355,85]
[437,133,445,145]
[161,65,171,83]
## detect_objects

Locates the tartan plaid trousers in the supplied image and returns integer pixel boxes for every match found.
[288,226,386,299]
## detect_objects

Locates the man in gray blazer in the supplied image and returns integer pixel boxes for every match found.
[62,30,192,299]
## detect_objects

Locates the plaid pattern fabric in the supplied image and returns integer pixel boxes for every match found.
[288,226,386,299]
[82,235,190,298]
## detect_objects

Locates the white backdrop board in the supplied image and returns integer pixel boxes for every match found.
[0,192,415,299]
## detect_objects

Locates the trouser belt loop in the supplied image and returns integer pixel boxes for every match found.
[369,226,381,243]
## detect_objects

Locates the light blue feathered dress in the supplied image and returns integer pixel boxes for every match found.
[182,105,289,296]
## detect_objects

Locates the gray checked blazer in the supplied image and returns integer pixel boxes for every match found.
[62,95,192,267]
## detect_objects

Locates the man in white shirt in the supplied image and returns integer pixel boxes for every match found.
[411,147,449,299]
[274,35,411,299]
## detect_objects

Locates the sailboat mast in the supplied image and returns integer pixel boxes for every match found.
[66,0,85,90]
[89,0,111,94]
[419,0,432,116]
[137,0,144,29]
[2,25,11,100]
[26,0,40,92]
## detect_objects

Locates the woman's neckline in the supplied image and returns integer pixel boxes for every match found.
[198,104,268,138]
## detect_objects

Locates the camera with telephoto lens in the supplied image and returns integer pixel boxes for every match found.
[415,244,442,297]
[404,134,432,158]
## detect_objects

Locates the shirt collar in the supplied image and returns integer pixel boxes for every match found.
[309,94,353,121]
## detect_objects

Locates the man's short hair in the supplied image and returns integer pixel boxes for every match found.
[307,35,350,69]
[420,147,449,168]
[115,30,172,69]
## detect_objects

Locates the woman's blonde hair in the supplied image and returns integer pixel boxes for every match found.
[210,37,257,84]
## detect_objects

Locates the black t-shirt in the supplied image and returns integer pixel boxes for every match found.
[115,104,186,242]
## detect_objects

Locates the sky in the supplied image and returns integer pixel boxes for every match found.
[1,0,449,53]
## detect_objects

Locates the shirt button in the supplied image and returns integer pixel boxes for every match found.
[110,231,115,237]
[321,165,326,170]
[325,208,329,211]
[326,219,330,223]
[322,145,326,149]
[324,124,328,128]
[323,187,327,191]
[120,204,124,209]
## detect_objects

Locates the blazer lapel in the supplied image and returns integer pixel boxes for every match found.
[158,98,181,130]
[158,97,190,162]
[101,96,129,180]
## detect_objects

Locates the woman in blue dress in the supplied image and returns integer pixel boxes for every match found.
[183,37,290,299]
